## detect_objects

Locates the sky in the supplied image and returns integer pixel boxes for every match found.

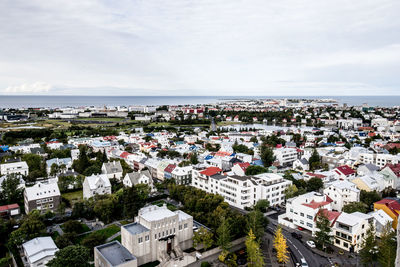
[0,0,399,96]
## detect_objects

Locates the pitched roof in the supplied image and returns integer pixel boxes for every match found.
[315,209,341,226]
[103,161,123,174]
[335,165,355,176]
[384,163,400,177]
[0,203,19,212]
[234,162,250,171]
[164,164,176,173]
[200,167,222,176]
[375,198,400,217]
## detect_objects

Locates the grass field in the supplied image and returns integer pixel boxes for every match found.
[60,222,90,234]
[217,121,244,126]
[62,190,83,205]
[96,224,120,238]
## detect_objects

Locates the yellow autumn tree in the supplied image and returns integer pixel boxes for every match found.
[273,226,289,265]
[245,229,265,267]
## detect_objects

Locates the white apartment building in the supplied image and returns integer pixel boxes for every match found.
[273,147,298,166]
[324,180,360,211]
[278,192,334,233]
[192,167,291,209]
[0,161,29,176]
[333,212,373,252]
[83,174,112,199]
[358,153,400,168]
[94,205,195,267]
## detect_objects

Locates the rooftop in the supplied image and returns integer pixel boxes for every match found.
[96,241,136,266]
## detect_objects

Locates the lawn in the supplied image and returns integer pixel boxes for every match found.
[62,190,83,205]
[119,220,132,225]
[96,224,120,239]
[111,235,121,242]
[60,222,90,234]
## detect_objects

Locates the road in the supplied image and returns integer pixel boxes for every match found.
[265,218,331,267]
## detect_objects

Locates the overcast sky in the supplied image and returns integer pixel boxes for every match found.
[0,0,399,96]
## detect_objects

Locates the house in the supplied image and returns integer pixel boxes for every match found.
[333,212,373,252]
[368,209,394,237]
[171,166,192,185]
[334,165,356,180]
[24,182,61,214]
[351,175,381,192]
[94,204,195,267]
[380,163,400,189]
[164,164,176,180]
[102,161,123,181]
[0,161,29,176]
[373,198,400,229]
[22,237,59,267]
[95,241,138,267]
[278,192,334,234]
[0,203,20,218]
[123,170,154,191]
[323,180,360,211]
[83,174,112,199]
[231,162,250,176]
[293,158,310,171]
[46,158,72,175]
[273,147,298,167]
[357,163,380,176]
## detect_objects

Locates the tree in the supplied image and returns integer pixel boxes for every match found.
[284,184,299,199]
[193,227,214,250]
[8,211,46,246]
[246,210,267,241]
[47,245,91,267]
[260,145,275,167]
[190,153,199,165]
[377,222,396,267]
[254,199,269,213]
[245,229,264,267]
[217,216,231,251]
[81,231,107,256]
[93,197,115,224]
[359,222,378,266]
[306,177,323,192]
[342,202,367,213]
[0,174,23,205]
[360,190,382,211]
[314,210,332,251]
[245,166,268,176]
[309,149,321,170]
[273,226,289,264]
[62,220,83,234]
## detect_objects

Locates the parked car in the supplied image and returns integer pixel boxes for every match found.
[300,258,309,267]
[297,226,304,231]
[306,240,316,248]
[291,232,303,240]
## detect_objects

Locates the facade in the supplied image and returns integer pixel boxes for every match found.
[24,182,61,214]
[323,180,360,211]
[94,205,196,266]
[46,157,72,174]
[102,161,124,181]
[123,170,154,191]
[273,147,298,166]
[192,167,291,209]
[171,166,192,185]
[368,209,393,237]
[0,161,29,176]
[83,174,112,199]
[22,237,58,267]
[373,198,400,229]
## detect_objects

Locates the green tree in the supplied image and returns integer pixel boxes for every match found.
[360,190,382,211]
[193,227,214,250]
[47,245,91,267]
[245,229,264,267]
[190,153,199,165]
[0,174,24,205]
[81,231,107,256]
[342,202,368,213]
[245,166,268,175]
[93,197,115,224]
[217,216,231,251]
[246,210,267,241]
[314,210,332,251]
[306,177,323,192]
[8,211,46,246]
[284,184,299,199]
[359,222,378,266]
[260,145,275,167]
[62,220,83,234]
[377,222,396,267]
[254,199,269,213]
[309,149,321,170]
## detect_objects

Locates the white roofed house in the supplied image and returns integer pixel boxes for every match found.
[123,170,154,192]
[24,182,61,214]
[83,174,112,199]
[0,161,29,176]
[46,157,72,175]
[368,209,394,237]
[22,237,59,267]
[171,166,192,185]
[323,180,360,211]
[102,161,123,181]
[293,158,310,171]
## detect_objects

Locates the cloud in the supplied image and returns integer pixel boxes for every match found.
[0,0,399,95]
[5,82,52,94]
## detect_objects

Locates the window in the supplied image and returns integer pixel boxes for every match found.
[184,223,188,228]
[307,223,313,228]
[335,239,340,244]
[155,234,157,239]
[145,235,149,241]
[343,242,348,248]
[300,213,304,217]
[307,215,313,220]
[179,225,182,230]
[138,237,143,243]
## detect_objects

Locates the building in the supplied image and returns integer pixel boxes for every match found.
[192,167,291,209]
[94,204,195,267]
[83,174,112,199]
[24,182,61,214]
[46,157,72,175]
[368,209,394,237]
[273,147,298,166]
[333,212,373,252]
[231,162,250,176]
[0,203,20,218]
[102,161,124,181]
[334,165,356,180]
[95,241,137,267]
[373,198,400,229]
[123,170,154,191]
[323,180,360,211]
[0,161,29,176]
[22,237,58,267]
[171,166,192,185]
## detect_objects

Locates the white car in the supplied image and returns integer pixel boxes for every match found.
[306,240,316,248]
[300,258,308,267]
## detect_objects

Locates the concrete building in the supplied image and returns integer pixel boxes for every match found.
[95,241,137,267]
[273,147,298,166]
[323,180,360,211]
[0,161,29,176]
[24,182,61,214]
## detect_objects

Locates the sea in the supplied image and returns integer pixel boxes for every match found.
[0,95,399,108]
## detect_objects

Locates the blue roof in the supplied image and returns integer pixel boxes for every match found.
[204,155,213,160]
[252,159,263,166]
[230,153,236,157]
[0,145,9,152]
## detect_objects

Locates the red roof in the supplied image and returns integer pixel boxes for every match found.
[0,203,19,212]
[200,167,222,176]
[306,173,326,179]
[384,163,400,177]
[120,152,130,159]
[234,162,250,171]
[302,196,332,209]
[315,209,341,226]
[164,164,176,173]
[335,165,355,176]
[375,198,400,217]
